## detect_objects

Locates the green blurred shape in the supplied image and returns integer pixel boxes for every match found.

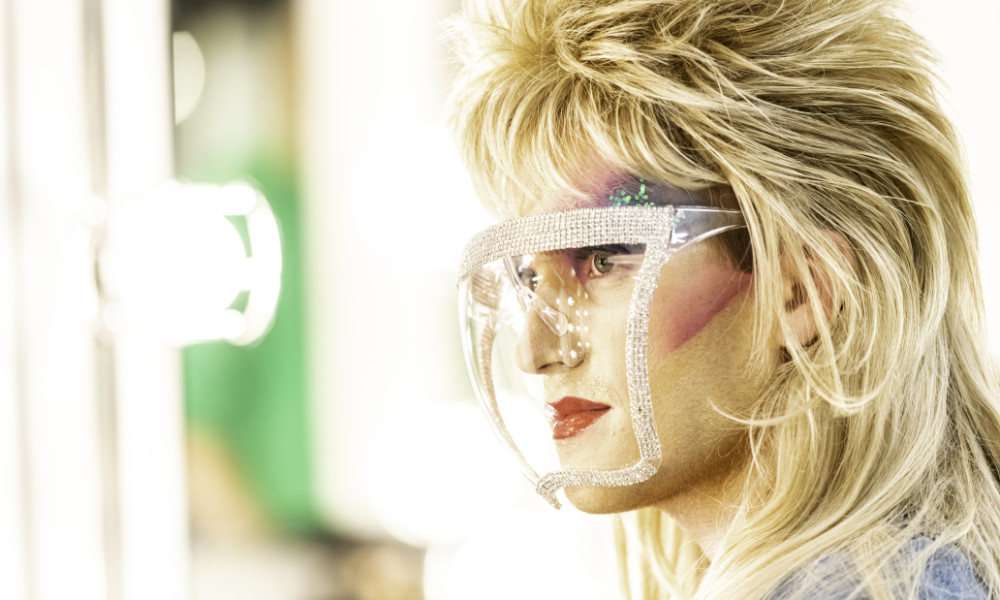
[182,155,320,534]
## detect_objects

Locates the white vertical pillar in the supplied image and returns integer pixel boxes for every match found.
[5,1,109,598]
[2,0,190,599]
[100,0,190,599]
[0,3,29,599]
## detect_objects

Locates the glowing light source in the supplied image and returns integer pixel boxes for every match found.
[96,180,282,346]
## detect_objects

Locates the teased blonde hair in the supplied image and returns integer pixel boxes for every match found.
[445,0,1000,598]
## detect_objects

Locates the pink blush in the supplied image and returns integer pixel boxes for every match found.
[654,264,753,354]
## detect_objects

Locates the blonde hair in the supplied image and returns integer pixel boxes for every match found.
[445,0,1000,598]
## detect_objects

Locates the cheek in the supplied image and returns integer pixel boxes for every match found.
[651,266,753,354]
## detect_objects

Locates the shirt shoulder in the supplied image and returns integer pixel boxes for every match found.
[769,539,989,600]
[912,539,988,600]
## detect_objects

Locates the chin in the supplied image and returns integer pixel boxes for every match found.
[564,483,661,514]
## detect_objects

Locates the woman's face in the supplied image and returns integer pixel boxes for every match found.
[515,181,768,513]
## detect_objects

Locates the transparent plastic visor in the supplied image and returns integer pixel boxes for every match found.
[457,206,745,507]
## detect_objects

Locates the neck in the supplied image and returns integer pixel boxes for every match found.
[655,461,749,561]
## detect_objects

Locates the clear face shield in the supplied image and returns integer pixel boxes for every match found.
[457,205,746,507]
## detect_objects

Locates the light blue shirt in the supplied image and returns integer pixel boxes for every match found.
[770,539,988,599]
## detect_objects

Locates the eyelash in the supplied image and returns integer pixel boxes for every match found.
[514,245,643,291]
[570,245,639,278]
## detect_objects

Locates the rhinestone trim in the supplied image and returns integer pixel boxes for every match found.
[458,206,674,282]
[533,227,669,507]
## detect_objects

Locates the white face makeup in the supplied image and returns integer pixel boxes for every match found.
[457,204,747,508]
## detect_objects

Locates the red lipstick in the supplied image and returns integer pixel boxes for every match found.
[547,397,611,440]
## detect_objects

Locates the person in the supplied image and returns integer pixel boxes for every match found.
[446,0,1000,598]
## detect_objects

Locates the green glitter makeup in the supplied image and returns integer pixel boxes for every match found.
[609,177,653,207]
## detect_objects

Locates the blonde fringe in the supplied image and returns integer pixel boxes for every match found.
[445,0,1000,598]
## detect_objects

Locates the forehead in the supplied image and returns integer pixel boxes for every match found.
[515,174,712,217]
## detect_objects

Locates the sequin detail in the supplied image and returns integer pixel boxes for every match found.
[609,177,653,207]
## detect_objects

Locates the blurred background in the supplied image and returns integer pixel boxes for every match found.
[0,0,997,599]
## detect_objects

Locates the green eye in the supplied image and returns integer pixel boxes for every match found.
[591,251,615,275]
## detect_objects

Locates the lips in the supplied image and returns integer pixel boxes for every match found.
[547,396,611,440]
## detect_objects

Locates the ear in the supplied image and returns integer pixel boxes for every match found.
[781,231,853,346]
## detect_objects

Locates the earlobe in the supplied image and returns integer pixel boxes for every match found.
[785,278,822,346]
[780,231,852,347]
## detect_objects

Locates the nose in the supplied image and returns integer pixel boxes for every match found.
[514,286,585,374]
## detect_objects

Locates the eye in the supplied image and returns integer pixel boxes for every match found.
[517,265,538,290]
[589,251,616,277]
[568,244,643,282]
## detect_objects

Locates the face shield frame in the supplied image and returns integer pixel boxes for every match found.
[457,205,746,508]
